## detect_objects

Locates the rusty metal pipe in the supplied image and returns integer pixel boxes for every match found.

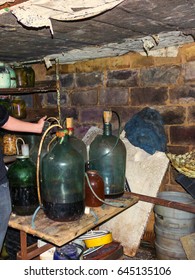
[124,192,195,214]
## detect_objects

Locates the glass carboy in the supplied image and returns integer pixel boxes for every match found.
[7,147,38,216]
[89,110,126,197]
[41,129,85,221]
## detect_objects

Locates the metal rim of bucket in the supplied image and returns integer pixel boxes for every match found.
[154,191,195,260]
[154,191,195,218]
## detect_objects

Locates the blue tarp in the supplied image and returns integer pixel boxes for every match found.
[124,107,167,154]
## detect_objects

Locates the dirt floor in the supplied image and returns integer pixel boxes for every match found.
[121,241,156,260]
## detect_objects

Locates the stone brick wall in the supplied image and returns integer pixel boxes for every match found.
[32,42,195,192]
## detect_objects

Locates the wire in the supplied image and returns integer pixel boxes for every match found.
[36,122,62,206]
[31,205,42,229]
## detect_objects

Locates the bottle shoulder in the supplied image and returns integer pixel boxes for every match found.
[43,139,85,163]
[90,134,125,147]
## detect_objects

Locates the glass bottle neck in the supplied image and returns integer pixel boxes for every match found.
[103,123,112,136]
[58,134,69,144]
[16,155,30,160]
[67,128,74,136]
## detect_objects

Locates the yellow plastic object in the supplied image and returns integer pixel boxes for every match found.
[84,232,112,248]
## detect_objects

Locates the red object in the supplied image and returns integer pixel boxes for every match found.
[85,170,105,207]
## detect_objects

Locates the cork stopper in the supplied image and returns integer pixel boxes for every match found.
[66,117,73,129]
[103,110,112,123]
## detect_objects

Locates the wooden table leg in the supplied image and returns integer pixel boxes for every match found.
[18,230,28,260]
[17,230,54,260]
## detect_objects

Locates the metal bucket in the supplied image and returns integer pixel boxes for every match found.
[154,191,195,260]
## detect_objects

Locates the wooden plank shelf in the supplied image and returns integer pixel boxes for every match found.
[8,193,138,259]
[0,85,56,95]
[8,193,138,247]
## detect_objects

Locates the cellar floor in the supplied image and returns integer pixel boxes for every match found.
[121,241,156,260]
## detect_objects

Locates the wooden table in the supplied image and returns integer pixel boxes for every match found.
[8,192,138,260]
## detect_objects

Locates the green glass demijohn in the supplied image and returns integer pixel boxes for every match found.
[66,117,87,163]
[41,129,85,222]
[89,110,126,197]
[7,144,38,216]
[29,132,53,166]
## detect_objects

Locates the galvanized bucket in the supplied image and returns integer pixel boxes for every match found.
[154,191,195,260]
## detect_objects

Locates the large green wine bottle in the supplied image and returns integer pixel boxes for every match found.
[41,129,85,222]
[89,111,126,197]
[7,152,38,216]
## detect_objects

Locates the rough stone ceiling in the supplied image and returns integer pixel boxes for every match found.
[0,0,195,65]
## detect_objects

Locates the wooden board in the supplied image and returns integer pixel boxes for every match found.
[0,1,194,63]
[8,193,138,247]
[180,233,195,260]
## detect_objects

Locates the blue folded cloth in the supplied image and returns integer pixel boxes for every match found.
[124,107,167,154]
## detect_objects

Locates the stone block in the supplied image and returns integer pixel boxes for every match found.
[131,87,168,106]
[107,69,138,87]
[140,65,181,86]
[99,87,129,105]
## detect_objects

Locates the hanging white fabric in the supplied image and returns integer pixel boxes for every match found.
[10,0,124,35]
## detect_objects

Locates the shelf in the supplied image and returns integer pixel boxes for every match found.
[0,81,56,95]
[8,192,139,260]
[3,155,16,164]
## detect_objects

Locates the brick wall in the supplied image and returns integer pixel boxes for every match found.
[32,42,195,192]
